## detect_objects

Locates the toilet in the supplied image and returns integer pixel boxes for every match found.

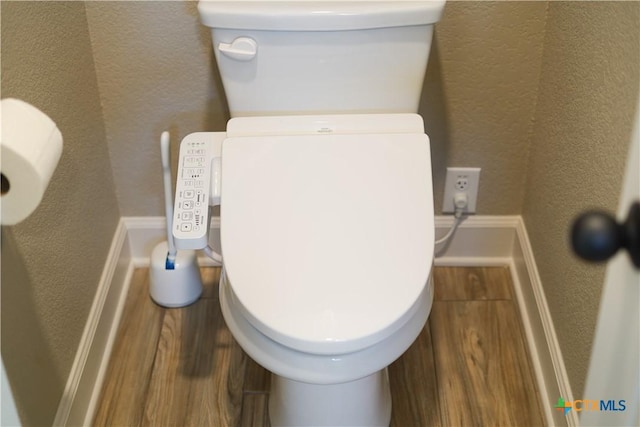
[196,1,444,425]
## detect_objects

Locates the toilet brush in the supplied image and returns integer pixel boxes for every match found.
[149,131,203,307]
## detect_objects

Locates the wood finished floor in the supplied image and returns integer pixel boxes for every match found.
[94,267,545,427]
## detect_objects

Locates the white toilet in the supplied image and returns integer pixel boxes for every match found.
[197,1,445,425]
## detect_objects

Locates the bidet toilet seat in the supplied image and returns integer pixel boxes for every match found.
[219,268,433,384]
[220,115,435,356]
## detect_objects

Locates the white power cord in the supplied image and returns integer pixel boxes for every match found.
[202,206,223,262]
[203,244,223,262]
[435,193,468,246]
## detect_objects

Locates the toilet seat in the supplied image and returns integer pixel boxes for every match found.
[220,119,434,355]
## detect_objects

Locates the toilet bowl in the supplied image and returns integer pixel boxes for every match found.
[219,269,432,426]
[218,114,435,426]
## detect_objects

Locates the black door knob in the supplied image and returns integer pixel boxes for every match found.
[571,201,639,269]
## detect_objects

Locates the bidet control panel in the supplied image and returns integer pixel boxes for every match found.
[173,132,224,250]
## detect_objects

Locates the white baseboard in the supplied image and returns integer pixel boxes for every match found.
[433,215,519,265]
[55,215,571,427]
[510,221,578,427]
[53,219,134,427]
[123,216,222,267]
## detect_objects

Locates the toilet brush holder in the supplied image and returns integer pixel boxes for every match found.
[149,241,203,308]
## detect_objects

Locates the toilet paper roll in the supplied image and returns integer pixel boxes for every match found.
[1,98,63,225]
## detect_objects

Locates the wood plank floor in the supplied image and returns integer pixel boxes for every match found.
[94,267,545,426]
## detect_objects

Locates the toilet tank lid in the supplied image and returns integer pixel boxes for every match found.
[198,0,446,31]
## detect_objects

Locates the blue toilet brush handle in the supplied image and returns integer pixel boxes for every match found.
[161,131,177,269]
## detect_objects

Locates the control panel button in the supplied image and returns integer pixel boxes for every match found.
[183,156,206,168]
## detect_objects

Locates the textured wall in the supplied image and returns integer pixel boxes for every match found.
[85,1,229,217]
[523,2,640,397]
[0,2,120,425]
[86,1,548,217]
[422,1,548,214]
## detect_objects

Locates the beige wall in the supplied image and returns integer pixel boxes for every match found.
[523,2,640,397]
[85,1,229,217]
[0,2,120,425]
[423,1,548,214]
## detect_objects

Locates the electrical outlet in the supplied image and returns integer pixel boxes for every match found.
[442,167,481,214]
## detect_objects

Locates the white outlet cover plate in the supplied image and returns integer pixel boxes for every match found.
[442,167,481,213]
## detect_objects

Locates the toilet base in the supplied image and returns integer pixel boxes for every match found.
[268,369,391,427]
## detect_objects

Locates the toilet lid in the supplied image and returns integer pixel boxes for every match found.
[220,132,434,355]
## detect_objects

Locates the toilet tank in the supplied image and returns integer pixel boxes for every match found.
[198,1,445,117]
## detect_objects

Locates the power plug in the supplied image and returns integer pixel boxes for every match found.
[454,192,468,211]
